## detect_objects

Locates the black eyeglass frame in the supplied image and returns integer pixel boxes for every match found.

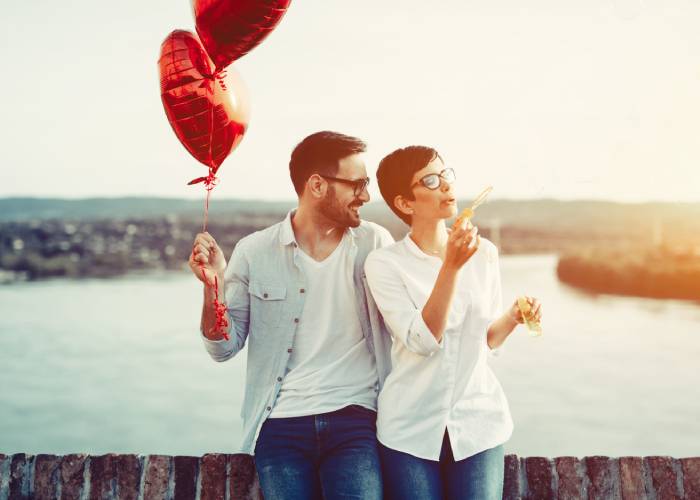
[319,175,371,196]
[410,168,456,190]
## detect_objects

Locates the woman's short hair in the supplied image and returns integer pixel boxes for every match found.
[376,145,441,225]
[289,131,366,196]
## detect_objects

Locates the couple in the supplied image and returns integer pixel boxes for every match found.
[189,131,542,500]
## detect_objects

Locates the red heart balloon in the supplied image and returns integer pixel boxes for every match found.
[158,29,250,178]
[193,0,292,72]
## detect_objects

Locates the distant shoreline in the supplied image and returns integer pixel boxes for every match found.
[557,250,700,302]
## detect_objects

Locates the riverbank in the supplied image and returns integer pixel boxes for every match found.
[557,248,700,301]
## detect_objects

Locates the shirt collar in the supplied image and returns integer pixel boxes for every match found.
[279,209,358,247]
[279,210,297,246]
[402,233,432,260]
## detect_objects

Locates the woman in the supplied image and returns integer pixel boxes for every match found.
[364,146,542,500]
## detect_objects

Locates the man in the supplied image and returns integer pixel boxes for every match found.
[189,131,394,499]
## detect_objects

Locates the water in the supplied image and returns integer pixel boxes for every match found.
[1,255,699,457]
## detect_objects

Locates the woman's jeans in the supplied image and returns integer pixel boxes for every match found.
[380,431,504,500]
[254,405,382,500]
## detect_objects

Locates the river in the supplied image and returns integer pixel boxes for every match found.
[1,254,698,457]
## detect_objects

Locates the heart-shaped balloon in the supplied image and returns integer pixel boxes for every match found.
[158,30,250,178]
[193,0,292,72]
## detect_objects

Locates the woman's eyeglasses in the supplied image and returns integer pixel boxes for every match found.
[411,168,456,190]
[320,175,371,196]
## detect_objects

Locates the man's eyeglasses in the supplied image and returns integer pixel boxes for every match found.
[411,168,456,190]
[320,175,371,196]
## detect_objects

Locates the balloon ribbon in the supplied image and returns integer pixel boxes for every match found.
[189,167,230,341]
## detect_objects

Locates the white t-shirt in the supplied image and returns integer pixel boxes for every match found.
[364,234,513,461]
[269,232,379,418]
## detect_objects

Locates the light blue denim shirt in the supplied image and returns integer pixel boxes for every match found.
[200,211,395,455]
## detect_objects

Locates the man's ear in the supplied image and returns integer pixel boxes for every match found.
[305,174,327,199]
[393,194,414,217]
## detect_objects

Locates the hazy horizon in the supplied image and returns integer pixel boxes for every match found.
[3,194,700,206]
[2,0,699,203]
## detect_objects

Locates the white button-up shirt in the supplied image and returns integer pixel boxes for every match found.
[364,234,513,461]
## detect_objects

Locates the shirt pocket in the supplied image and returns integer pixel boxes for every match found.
[249,281,287,329]
[464,290,491,342]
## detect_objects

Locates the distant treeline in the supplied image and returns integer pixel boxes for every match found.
[557,249,700,301]
[2,197,700,284]
[2,197,700,240]
[0,215,591,282]
[0,215,279,282]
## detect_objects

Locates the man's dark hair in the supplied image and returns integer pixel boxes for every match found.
[289,131,367,196]
[376,145,441,225]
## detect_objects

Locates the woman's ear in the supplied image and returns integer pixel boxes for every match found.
[393,194,414,216]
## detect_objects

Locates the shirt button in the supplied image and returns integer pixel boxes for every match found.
[300,288,305,293]
[263,293,268,298]
[266,406,271,411]
[277,377,282,382]
[287,348,293,353]
[294,318,299,323]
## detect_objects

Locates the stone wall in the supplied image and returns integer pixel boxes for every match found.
[1,453,698,499]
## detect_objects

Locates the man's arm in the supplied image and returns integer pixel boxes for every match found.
[190,232,250,361]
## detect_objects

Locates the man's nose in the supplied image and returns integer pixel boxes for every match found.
[358,187,370,203]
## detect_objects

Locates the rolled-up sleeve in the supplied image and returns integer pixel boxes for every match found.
[364,251,443,357]
[201,239,251,362]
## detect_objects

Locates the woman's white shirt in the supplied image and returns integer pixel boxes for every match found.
[364,234,513,461]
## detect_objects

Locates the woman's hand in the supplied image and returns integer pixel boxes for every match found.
[444,223,480,271]
[507,296,542,325]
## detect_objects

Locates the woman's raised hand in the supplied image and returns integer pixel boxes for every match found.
[444,223,480,270]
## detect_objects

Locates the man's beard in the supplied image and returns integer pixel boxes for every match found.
[319,185,361,228]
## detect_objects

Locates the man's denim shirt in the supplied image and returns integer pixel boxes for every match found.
[201,211,395,455]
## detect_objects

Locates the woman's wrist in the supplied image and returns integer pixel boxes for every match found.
[505,308,520,328]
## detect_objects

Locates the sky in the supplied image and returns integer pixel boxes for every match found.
[1,0,699,203]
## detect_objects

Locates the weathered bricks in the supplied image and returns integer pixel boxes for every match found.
[115,454,142,500]
[619,456,648,500]
[0,452,699,499]
[681,457,700,500]
[524,457,554,500]
[9,453,30,500]
[503,454,521,500]
[143,455,171,500]
[33,454,60,500]
[90,454,118,500]
[200,453,227,500]
[645,456,682,500]
[0,454,6,494]
[59,454,88,500]
[173,456,198,500]
[585,456,620,500]
[555,456,584,500]
[229,454,260,500]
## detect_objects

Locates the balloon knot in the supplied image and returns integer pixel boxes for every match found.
[203,168,218,191]
[203,69,228,91]
[187,168,219,190]
[215,70,228,91]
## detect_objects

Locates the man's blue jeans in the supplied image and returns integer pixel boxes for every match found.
[379,431,504,500]
[254,405,383,500]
